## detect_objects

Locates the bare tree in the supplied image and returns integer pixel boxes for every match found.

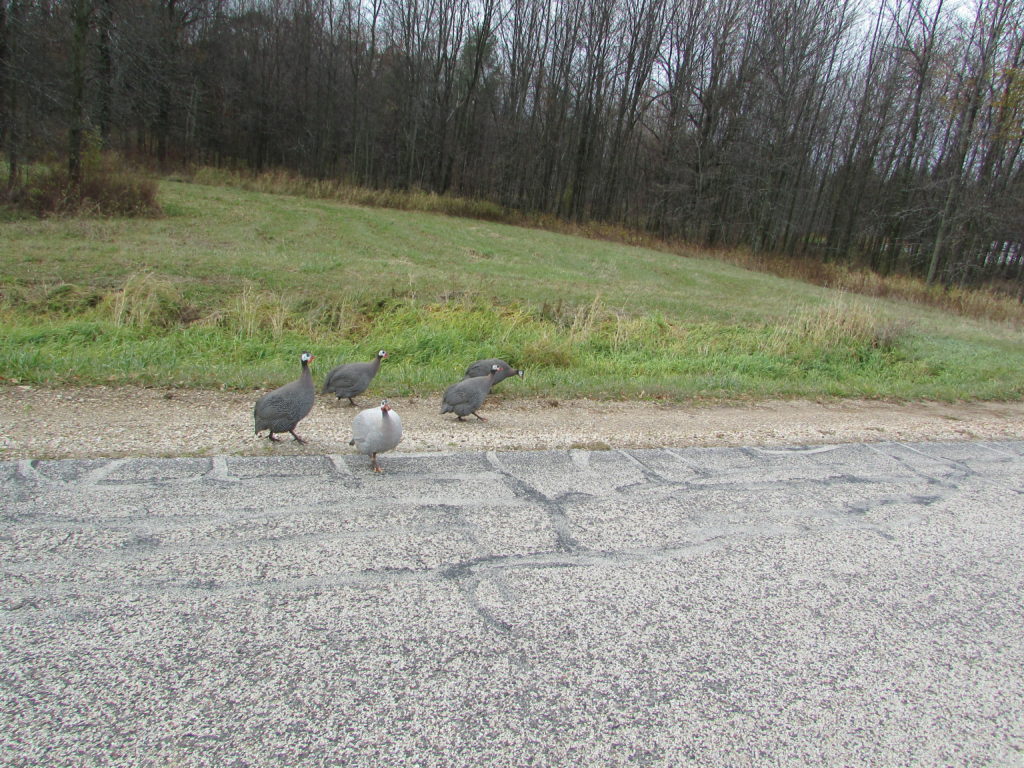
[926,0,1020,284]
[3,0,1022,297]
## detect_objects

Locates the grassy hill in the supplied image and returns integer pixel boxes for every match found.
[1,179,1022,402]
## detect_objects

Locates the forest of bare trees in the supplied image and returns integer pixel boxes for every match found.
[2,0,1022,292]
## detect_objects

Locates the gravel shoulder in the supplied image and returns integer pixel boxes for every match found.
[2,384,1023,460]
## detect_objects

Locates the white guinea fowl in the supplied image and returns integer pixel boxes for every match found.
[349,399,404,472]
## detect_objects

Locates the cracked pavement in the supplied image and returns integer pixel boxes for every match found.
[2,441,1024,766]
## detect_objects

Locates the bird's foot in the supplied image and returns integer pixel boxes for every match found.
[290,432,307,445]
[474,413,487,421]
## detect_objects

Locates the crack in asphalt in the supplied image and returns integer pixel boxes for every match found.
[3,442,1021,635]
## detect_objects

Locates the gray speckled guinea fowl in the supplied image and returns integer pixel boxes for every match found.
[349,399,403,472]
[254,351,316,443]
[441,364,500,421]
[322,350,387,406]
[463,358,524,388]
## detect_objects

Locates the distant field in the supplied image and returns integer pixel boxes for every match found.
[1,179,1022,402]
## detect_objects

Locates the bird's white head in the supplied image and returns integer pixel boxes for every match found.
[491,364,501,373]
[378,350,388,359]
[301,352,314,364]
[379,399,392,412]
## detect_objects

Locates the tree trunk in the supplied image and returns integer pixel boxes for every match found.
[68,0,92,188]
[0,0,19,189]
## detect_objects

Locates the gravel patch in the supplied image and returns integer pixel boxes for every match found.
[2,385,1023,460]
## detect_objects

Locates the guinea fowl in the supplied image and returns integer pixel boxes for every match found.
[254,351,316,444]
[349,399,404,473]
[322,349,388,406]
[463,358,525,388]
[441,364,500,421]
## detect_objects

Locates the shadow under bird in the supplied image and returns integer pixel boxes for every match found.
[463,358,525,388]
[322,350,388,406]
[349,399,403,472]
[441,364,500,421]
[254,351,316,444]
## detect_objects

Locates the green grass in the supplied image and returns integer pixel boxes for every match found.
[1,178,1022,402]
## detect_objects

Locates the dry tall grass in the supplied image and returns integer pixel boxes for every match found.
[765,295,908,356]
[104,273,187,328]
[196,285,301,338]
[712,249,1023,326]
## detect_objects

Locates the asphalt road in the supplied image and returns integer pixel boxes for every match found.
[2,441,1023,767]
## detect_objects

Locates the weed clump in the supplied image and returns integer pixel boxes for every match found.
[2,154,160,217]
[103,273,192,329]
[767,296,910,356]
[198,285,306,338]
[520,333,575,368]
